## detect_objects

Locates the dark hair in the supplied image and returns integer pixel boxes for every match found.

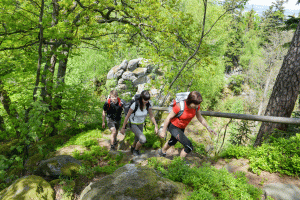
[186,91,202,106]
[139,90,150,111]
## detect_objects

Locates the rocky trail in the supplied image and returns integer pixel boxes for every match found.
[97,131,300,200]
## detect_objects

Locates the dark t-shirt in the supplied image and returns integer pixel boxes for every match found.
[103,100,123,121]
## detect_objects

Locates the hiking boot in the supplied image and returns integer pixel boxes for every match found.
[132,149,140,156]
[130,146,135,153]
[110,144,115,151]
[158,149,166,157]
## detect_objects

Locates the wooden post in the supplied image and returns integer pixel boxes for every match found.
[152,106,300,125]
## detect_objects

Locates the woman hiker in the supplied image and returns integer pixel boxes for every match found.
[158,91,217,158]
[102,90,124,150]
[120,90,158,156]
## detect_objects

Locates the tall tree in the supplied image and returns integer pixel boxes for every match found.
[254,20,300,146]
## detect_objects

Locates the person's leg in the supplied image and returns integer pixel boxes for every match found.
[130,124,146,153]
[176,132,193,158]
[110,127,117,145]
[107,118,117,150]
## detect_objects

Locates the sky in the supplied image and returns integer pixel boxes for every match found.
[247,0,300,10]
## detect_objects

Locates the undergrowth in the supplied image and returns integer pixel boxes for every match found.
[220,133,300,176]
[148,157,262,200]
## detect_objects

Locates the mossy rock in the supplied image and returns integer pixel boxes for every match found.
[0,175,55,200]
[61,162,81,177]
[35,155,82,177]
[49,179,61,187]
[79,164,186,200]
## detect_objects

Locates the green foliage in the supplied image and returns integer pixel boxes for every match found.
[63,129,102,147]
[149,157,262,199]
[229,120,252,145]
[143,124,161,149]
[221,134,300,176]
[228,75,245,95]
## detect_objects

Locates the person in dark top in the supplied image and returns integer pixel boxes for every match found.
[102,90,123,150]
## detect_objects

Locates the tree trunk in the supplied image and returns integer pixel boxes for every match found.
[254,21,300,147]
[50,44,70,136]
[0,115,5,132]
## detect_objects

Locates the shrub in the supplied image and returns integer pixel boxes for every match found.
[221,133,300,176]
[149,157,262,199]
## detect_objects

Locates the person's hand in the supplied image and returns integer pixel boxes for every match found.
[207,127,217,136]
[154,125,158,135]
[159,129,166,139]
[102,122,105,129]
[120,127,125,135]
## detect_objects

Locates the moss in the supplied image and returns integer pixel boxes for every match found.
[7,165,23,177]
[28,135,71,157]
[103,129,111,135]
[49,179,60,188]
[61,163,81,177]
[25,153,44,172]
[0,139,20,157]
[0,175,55,200]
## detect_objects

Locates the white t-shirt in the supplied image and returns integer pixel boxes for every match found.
[129,101,152,124]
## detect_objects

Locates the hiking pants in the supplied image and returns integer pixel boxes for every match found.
[130,124,146,144]
[167,123,193,153]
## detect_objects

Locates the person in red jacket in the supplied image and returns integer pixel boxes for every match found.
[158,91,216,158]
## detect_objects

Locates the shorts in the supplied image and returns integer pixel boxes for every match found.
[106,118,121,130]
[167,123,193,153]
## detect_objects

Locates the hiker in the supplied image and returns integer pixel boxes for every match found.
[102,90,124,150]
[120,90,159,156]
[158,91,217,158]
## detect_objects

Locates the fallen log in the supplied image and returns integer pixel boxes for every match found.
[152,107,300,125]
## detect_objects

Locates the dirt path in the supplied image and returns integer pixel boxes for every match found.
[100,131,300,191]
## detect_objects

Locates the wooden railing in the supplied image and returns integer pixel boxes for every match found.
[152,106,300,125]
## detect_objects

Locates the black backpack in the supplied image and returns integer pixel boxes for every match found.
[123,94,151,121]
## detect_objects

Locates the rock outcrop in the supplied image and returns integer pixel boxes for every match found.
[79,164,185,200]
[0,175,55,200]
[35,155,81,177]
[106,58,162,100]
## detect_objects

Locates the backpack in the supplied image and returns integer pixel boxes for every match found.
[124,94,151,118]
[168,92,191,118]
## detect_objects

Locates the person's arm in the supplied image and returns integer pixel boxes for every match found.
[102,110,106,129]
[148,108,158,134]
[159,110,177,139]
[195,109,217,136]
[120,108,134,135]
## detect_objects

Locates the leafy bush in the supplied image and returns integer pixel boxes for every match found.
[228,75,244,95]
[149,157,262,199]
[221,134,300,176]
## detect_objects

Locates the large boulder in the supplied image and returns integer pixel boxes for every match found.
[132,68,148,78]
[127,58,142,71]
[35,155,81,177]
[132,76,150,87]
[264,183,300,200]
[107,59,128,80]
[0,175,55,200]
[79,164,185,200]
[122,71,137,82]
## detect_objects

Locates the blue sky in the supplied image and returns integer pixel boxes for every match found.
[247,0,300,10]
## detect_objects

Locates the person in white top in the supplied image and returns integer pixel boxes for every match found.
[120,90,158,156]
